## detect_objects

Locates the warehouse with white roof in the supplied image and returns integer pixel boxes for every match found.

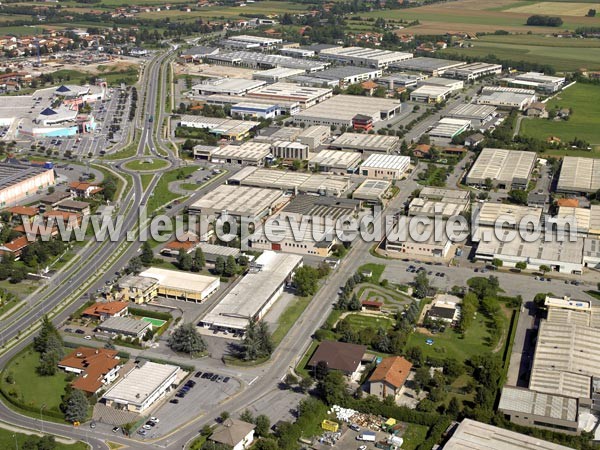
[200,251,302,333]
[428,118,471,144]
[318,46,413,68]
[557,156,600,195]
[308,150,362,174]
[360,154,410,180]
[447,103,496,127]
[466,148,536,189]
[192,78,266,96]
[329,133,400,155]
[139,267,220,303]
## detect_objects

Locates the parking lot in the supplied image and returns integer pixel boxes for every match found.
[133,370,241,440]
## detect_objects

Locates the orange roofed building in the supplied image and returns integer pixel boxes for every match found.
[68,181,103,198]
[556,198,579,208]
[368,356,412,400]
[58,347,122,395]
[82,301,129,321]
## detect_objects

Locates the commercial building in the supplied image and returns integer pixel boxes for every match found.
[555,206,592,235]
[466,148,536,189]
[294,95,401,128]
[191,78,266,96]
[200,251,302,333]
[297,125,331,150]
[444,419,575,450]
[352,179,392,206]
[417,77,464,92]
[408,194,469,218]
[254,127,302,144]
[384,218,453,259]
[307,341,367,377]
[97,316,152,339]
[252,67,306,83]
[271,140,309,160]
[178,116,260,141]
[389,57,466,76]
[116,275,159,304]
[308,150,362,174]
[377,73,427,90]
[280,47,315,58]
[227,35,282,49]
[501,72,565,93]
[229,166,351,196]
[209,419,255,450]
[557,156,600,195]
[368,356,412,401]
[446,103,496,127]
[189,184,286,221]
[139,267,220,303]
[207,51,328,73]
[410,85,453,104]
[197,93,300,116]
[59,347,121,395]
[230,103,281,120]
[330,133,400,155]
[428,118,471,144]
[103,361,180,413]
[444,62,503,80]
[474,232,584,274]
[473,203,543,229]
[290,66,382,88]
[318,46,413,69]
[583,237,600,268]
[210,141,272,166]
[246,82,332,109]
[476,86,537,110]
[360,154,410,180]
[0,162,55,207]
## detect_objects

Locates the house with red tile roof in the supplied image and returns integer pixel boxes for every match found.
[368,356,412,400]
[82,301,129,321]
[0,235,31,258]
[68,181,103,198]
[59,347,122,395]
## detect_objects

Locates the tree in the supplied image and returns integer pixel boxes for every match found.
[240,318,273,361]
[348,293,361,311]
[315,360,329,380]
[62,389,89,423]
[33,316,61,354]
[317,371,347,405]
[539,264,550,275]
[491,258,503,268]
[284,373,298,387]
[293,266,320,297]
[484,178,493,190]
[413,271,430,299]
[254,438,279,450]
[299,376,313,392]
[168,323,206,355]
[140,241,154,264]
[224,255,238,277]
[406,346,424,367]
[587,8,596,17]
[240,409,254,424]
[126,256,143,275]
[177,248,192,271]
[101,175,118,202]
[255,414,270,437]
[447,397,462,417]
[214,256,225,275]
[191,247,205,272]
[515,261,527,271]
[508,189,528,205]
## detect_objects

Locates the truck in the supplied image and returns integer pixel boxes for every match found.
[356,431,376,442]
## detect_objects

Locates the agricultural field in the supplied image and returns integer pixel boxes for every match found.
[503,1,600,16]
[361,0,600,34]
[520,83,600,151]
[440,34,600,71]
[138,1,309,20]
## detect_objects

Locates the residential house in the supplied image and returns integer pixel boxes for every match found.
[58,347,121,395]
[82,301,129,321]
[307,341,367,379]
[68,182,103,198]
[368,356,412,400]
[209,418,256,450]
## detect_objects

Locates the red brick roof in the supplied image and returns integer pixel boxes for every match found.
[82,301,129,318]
[369,356,412,388]
[6,206,38,216]
[60,347,120,394]
[1,235,30,253]
[556,198,579,208]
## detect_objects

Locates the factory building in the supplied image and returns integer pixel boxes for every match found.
[191,78,266,96]
[246,82,333,109]
[410,85,453,104]
[466,148,536,189]
[290,66,382,88]
[308,150,362,174]
[252,67,306,83]
[476,86,537,110]
[317,46,413,69]
[329,133,400,155]
[389,57,467,76]
[443,62,503,80]
[206,51,328,73]
[428,118,471,144]
[557,156,600,195]
[360,154,410,180]
[178,116,260,141]
[500,72,565,93]
[446,103,496,127]
[271,140,309,160]
[0,162,55,207]
[352,179,392,206]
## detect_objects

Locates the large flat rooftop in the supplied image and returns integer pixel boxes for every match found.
[558,156,600,194]
[295,95,401,122]
[139,267,219,295]
[330,133,400,152]
[466,148,536,186]
[189,184,285,217]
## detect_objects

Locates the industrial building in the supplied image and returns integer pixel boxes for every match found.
[443,62,503,80]
[294,95,402,128]
[444,419,575,450]
[409,85,453,104]
[557,156,600,195]
[446,103,496,127]
[297,125,331,149]
[389,57,467,76]
[428,118,471,144]
[500,72,565,93]
[476,86,537,110]
[200,251,302,333]
[308,149,362,174]
[228,166,351,196]
[138,267,220,303]
[317,46,413,68]
[385,217,453,259]
[408,187,470,218]
[329,132,400,155]
[97,316,153,339]
[271,140,309,160]
[252,67,306,83]
[360,154,410,180]
[473,203,543,230]
[466,148,536,189]
[246,82,332,109]
[210,141,273,166]
[191,78,266,96]
[417,77,464,92]
[377,73,427,90]
[0,162,55,207]
[290,66,382,88]
[583,237,600,268]
[188,184,286,220]
[352,179,392,205]
[103,361,180,413]
[206,51,328,73]
[226,34,282,49]
[195,93,300,116]
[230,102,282,120]
[178,116,260,141]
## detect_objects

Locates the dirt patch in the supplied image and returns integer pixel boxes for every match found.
[416,326,434,336]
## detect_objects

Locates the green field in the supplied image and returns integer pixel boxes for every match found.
[48,68,139,87]
[0,348,69,417]
[401,423,430,450]
[123,158,169,171]
[138,1,308,20]
[521,83,600,150]
[0,428,87,450]
[148,166,196,211]
[271,296,312,346]
[440,35,600,72]
[342,313,394,331]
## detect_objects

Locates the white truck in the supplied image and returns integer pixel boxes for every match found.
[356,431,376,442]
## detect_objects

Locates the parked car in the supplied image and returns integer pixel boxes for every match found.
[170,399,179,404]
[194,371,203,378]
[112,427,120,433]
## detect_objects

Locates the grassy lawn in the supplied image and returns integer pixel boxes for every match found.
[0,279,36,300]
[343,313,394,331]
[123,158,169,171]
[148,166,197,211]
[47,67,139,86]
[521,83,600,150]
[358,263,386,283]
[272,296,312,346]
[405,311,505,363]
[179,182,200,191]
[0,428,87,450]
[0,347,69,418]
[141,173,154,191]
[401,423,429,450]
[296,340,319,379]
[137,1,308,20]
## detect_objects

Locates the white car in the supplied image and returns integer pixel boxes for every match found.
[84,335,92,340]
[358,446,367,450]
[143,424,152,430]
[150,417,159,423]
